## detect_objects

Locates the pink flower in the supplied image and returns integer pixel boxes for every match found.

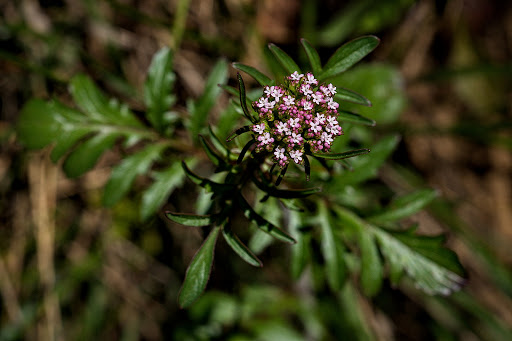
[275,121,290,135]
[283,95,295,106]
[289,150,303,164]
[305,73,318,85]
[327,98,339,110]
[253,123,265,134]
[290,71,303,81]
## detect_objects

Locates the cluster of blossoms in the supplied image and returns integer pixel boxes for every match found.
[251,72,342,167]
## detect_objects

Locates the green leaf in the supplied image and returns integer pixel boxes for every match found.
[238,195,296,244]
[140,160,192,221]
[227,126,251,142]
[208,126,234,161]
[252,178,321,199]
[335,88,372,107]
[144,47,176,131]
[318,203,347,291]
[189,59,228,138]
[318,36,380,81]
[358,228,383,297]
[178,226,221,308]
[103,143,167,207]
[63,132,120,178]
[70,74,141,126]
[237,73,257,124]
[368,189,439,224]
[330,135,399,188]
[222,224,262,267]
[17,99,61,149]
[182,161,235,193]
[300,39,322,75]
[334,207,465,295]
[165,212,215,227]
[50,128,91,162]
[289,211,310,279]
[268,44,301,74]
[337,110,375,126]
[313,148,370,160]
[199,135,229,172]
[232,63,273,86]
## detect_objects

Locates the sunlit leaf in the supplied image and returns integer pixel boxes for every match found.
[232,63,273,86]
[268,43,301,74]
[300,38,322,75]
[318,36,380,81]
[179,226,221,308]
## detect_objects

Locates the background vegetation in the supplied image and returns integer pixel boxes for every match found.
[1,0,512,340]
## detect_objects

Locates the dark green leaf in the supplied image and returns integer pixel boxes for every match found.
[165,212,214,227]
[103,143,167,207]
[144,47,176,131]
[252,178,321,199]
[50,128,91,162]
[199,135,229,172]
[222,224,262,267]
[232,63,273,86]
[313,148,370,160]
[178,226,221,308]
[182,161,235,193]
[318,203,347,291]
[358,229,383,297]
[238,195,296,244]
[63,133,120,178]
[335,88,372,107]
[368,189,439,224]
[70,74,141,126]
[268,43,301,74]
[318,36,380,81]
[289,211,310,279]
[227,125,251,142]
[140,160,191,221]
[189,60,228,138]
[208,126,234,160]
[300,38,322,75]
[304,155,311,181]
[17,99,61,149]
[337,110,375,126]
[237,73,257,124]
[237,139,255,164]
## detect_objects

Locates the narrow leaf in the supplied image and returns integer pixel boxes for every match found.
[337,110,376,126]
[318,203,347,291]
[358,229,383,297]
[103,143,167,207]
[182,161,235,193]
[63,133,120,178]
[178,226,221,308]
[237,139,255,164]
[199,135,229,172]
[368,189,439,224]
[289,211,310,279]
[140,160,191,221]
[222,224,262,267]
[275,165,288,186]
[232,63,273,86]
[238,195,296,244]
[318,36,380,81]
[304,155,311,181]
[237,73,257,123]
[335,88,372,107]
[165,212,214,227]
[252,178,321,199]
[144,47,176,131]
[227,125,251,142]
[300,38,322,75]
[313,148,370,160]
[189,60,228,138]
[208,126,234,160]
[268,43,301,74]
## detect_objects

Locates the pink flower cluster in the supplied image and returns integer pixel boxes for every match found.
[251,72,342,167]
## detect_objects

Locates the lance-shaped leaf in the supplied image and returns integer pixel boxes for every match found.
[337,110,376,126]
[303,154,311,182]
[227,126,251,142]
[178,226,221,308]
[165,212,215,227]
[335,88,372,107]
[103,143,167,207]
[268,43,301,74]
[312,148,370,160]
[141,160,192,221]
[232,63,273,86]
[289,211,311,279]
[318,36,380,81]
[368,189,439,224]
[218,84,239,97]
[275,164,288,186]
[182,161,235,193]
[63,132,121,178]
[208,126,233,160]
[252,178,321,199]
[237,73,257,123]
[334,206,465,296]
[238,195,296,244]
[300,38,322,75]
[318,203,347,291]
[358,227,383,297]
[222,224,262,267]
[199,135,230,172]
[144,47,176,131]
